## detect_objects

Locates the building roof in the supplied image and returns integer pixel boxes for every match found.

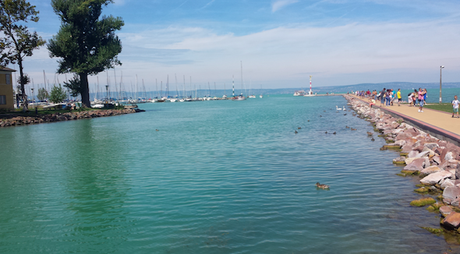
[0,66,16,72]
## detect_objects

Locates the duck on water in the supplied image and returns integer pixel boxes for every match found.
[316,182,330,189]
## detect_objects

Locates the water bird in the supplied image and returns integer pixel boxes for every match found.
[371,138,375,141]
[316,182,330,189]
[325,131,328,134]
[367,132,373,136]
[346,126,350,129]
[308,120,310,122]
[333,132,336,135]
[156,129,159,131]
[344,113,347,116]
[336,105,342,111]
[343,106,346,111]
[295,130,298,134]
[298,127,302,129]
[351,128,357,131]
[320,115,322,117]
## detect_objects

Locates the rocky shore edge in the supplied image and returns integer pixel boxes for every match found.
[344,95,460,240]
[0,108,137,127]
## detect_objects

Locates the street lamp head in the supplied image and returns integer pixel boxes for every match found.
[441,66,445,68]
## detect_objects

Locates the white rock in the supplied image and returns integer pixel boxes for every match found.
[446,152,454,162]
[416,151,430,158]
[421,166,441,175]
[441,179,456,189]
[420,170,453,185]
[443,186,460,204]
[408,151,419,159]
[394,140,406,147]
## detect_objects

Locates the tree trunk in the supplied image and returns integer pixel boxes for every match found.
[18,59,27,111]
[80,72,91,108]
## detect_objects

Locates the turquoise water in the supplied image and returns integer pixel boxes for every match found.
[0,96,455,253]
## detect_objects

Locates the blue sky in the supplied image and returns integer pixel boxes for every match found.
[13,0,460,90]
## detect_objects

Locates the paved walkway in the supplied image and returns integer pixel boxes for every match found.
[349,95,460,144]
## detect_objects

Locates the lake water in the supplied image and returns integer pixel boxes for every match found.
[0,95,456,253]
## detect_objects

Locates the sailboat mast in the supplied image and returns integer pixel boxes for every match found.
[232,75,235,97]
[240,61,244,95]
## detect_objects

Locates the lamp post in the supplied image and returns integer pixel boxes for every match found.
[30,87,34,109]
[105,85,109,103]
[440,65,444,103]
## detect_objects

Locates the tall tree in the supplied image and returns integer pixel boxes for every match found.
[48,0,124,108]
[0,0,45,110]
[49,84,67,103]
[37,87,49,101]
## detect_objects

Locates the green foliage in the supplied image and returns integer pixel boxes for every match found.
[0,0,46,109]
[17,73,30,85]
[47,0,124,107]
[410,197,436,207]
[63,74,81,97]
[37,87,49,101]
[49,84,67,103]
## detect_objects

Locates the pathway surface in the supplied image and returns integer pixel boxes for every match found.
[349,95,460,143]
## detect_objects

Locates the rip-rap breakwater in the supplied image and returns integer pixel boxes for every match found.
[0,108,137,127]
[344,95,460,237]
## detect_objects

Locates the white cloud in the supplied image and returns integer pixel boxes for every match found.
[19,18,460,89]
[272,0,299,13]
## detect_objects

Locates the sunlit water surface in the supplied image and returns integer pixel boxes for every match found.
[0,95,455,253]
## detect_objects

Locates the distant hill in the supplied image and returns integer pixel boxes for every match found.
[267,82,460,95]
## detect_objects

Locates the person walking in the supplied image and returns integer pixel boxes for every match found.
[385,89,391,106]
[412,89,417,107]
[418,88,426,113]
[397,88,402,106]
[452,95,459,118]
[379,88,385,105]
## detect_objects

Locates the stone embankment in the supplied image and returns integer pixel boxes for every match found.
[0,108,136,127]
[344,95,460,235]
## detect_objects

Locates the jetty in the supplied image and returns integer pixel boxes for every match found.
[345,94,460,238]
[349,94,460,146]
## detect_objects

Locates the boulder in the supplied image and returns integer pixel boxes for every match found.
[441,179,458,189]
[424,143,439,150]
[408,151,419,158]
[440,206,454,217]
[445,152,454,162]
[443,186,460,204]
[443,212,460,229]
[421,166,441,175]
[404,158,426,172]
[394,140,406,147]
[447,160,460,170]
[416,151,430,158]
[456,168,460,180]
[420,170,452,185]
[401,145,414,154]
[432,156,441,165]
[393,157,406,165]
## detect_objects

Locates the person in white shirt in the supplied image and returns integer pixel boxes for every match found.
[452,95,459,118]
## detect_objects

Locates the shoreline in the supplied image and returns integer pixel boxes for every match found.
[344,94,460,239]
[0,108,137,128]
